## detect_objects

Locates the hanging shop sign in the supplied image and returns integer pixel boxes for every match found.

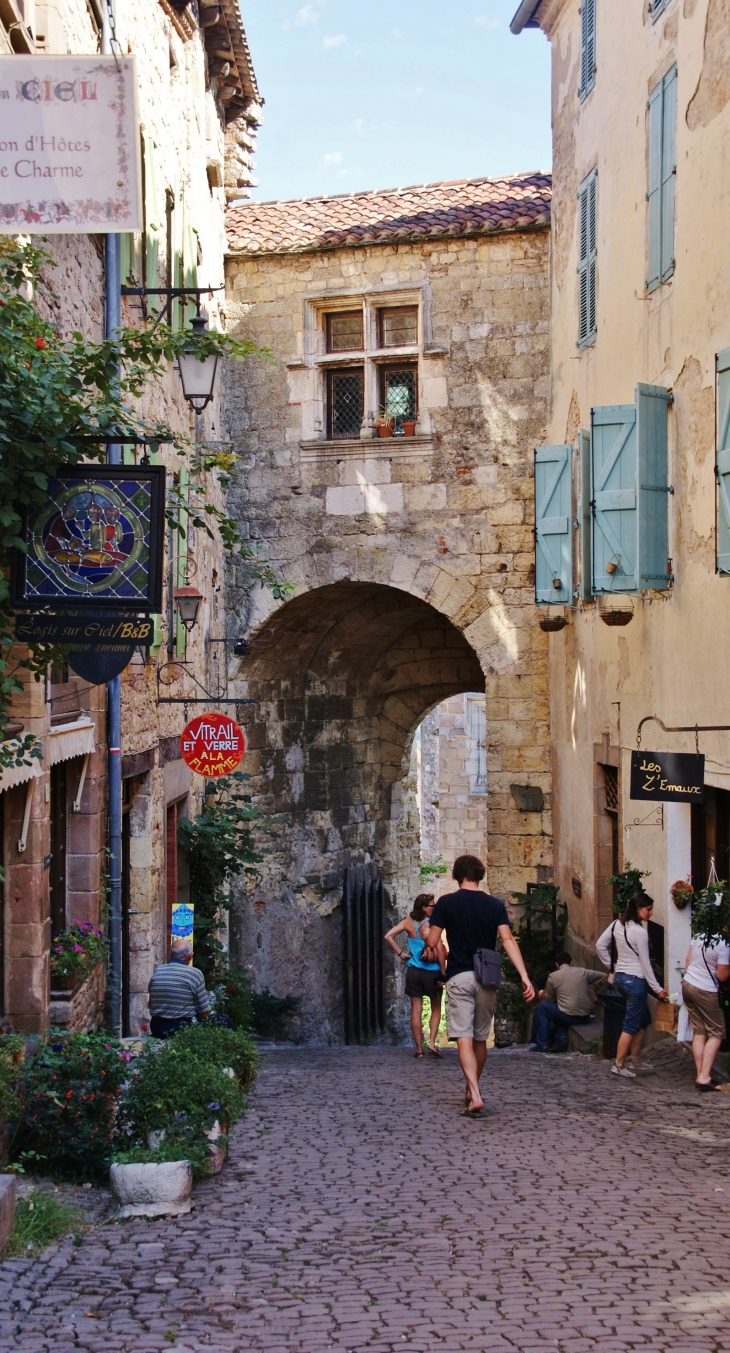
[11,465,165,614]
[630,750,705,803]
[0,55,141,233]
[180,713,246,778]
[15,613,154,644]
[170,901,194,944]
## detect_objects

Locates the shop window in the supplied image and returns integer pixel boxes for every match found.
[327,367,364,439]
[379,306,417,349]
[691,787,730,891]
[50,763,68,937]
[381,366,417,424]
[326,311,363,353]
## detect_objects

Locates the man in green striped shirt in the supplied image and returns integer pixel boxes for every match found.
[147,938,211,1039]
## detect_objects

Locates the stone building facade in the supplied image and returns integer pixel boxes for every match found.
[0,0,263,1034]
[418,693,489,882]
[512,0,730,996]
[223,176,553,1041]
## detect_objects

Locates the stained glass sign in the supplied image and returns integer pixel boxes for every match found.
[11,465,165,613]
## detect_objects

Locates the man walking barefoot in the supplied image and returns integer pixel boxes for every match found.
[425,854,534,1116]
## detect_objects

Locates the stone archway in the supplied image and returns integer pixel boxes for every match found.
[228,578,549,1042]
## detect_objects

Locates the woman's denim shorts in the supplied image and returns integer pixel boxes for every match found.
[613,973,652,1035]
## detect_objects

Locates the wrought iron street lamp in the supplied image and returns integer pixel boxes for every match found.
[177,314,219,413]
[173,583,204,631]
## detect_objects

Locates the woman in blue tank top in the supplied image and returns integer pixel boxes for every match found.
[384,894,446,1058]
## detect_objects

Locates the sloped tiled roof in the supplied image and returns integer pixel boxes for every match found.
[226,173,551,257]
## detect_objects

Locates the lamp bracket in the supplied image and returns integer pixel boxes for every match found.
[121,285,224,328]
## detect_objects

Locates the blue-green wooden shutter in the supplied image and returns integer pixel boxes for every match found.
[650,0,670,20]
[578,169,597,349]
[579,427,592,600]
[636,383,671,590]
[647,81,663,291]
[579,0,596,101]
[143,136,161,292]
[647,66,676,292]
[535,444,572,603]
[660,66,677,283]
[716,348,730,574]
[591,404,638,592]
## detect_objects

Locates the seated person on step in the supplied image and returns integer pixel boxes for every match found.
[147,937,211,1039]
[529,952,605,1053]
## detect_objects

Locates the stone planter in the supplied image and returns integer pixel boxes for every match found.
[110,1161,193,1218]
[204,1120,228,1175]
[50,961,104,1032]
[0,1175,16,1255]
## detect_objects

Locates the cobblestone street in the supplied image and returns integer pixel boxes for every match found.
[3,1044,730,1353]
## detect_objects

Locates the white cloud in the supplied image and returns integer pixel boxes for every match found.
[323,33,346,48]
[322,151,344,166]
[474,15,499,26]
[282,3,323,29]
[402,85,426,100]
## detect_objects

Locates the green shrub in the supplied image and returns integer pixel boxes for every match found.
[208,967,252,1030]
[605,862,651,915]
[116,1040,246,1142]
[0,1037,22,1130]
[111,1134,211,1174]
[170,1022,258,1089]
[249,988,301,1039]
[5,1188,80,1257]
[12,1032,131,1180]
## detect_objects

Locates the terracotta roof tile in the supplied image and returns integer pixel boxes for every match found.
[226,172,551,256]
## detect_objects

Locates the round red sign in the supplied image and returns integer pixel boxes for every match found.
[180,712,246,778]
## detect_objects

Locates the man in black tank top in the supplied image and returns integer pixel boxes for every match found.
[425,854,534,1116]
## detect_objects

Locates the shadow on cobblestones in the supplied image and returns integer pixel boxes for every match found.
[3,1043,730,1352]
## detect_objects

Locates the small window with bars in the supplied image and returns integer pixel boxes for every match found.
[603,763,618,815]
[326,311,364,353]
[379,307,418,349]
[381,367,417,424]
[328,367,364,438]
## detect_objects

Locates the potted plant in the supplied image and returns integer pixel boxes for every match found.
[50,922,106,994]
[606,862,650,915]
[670,878,694,911]
[401,419,417,437]
[375,407,394,438]
[110,1140,195,1218]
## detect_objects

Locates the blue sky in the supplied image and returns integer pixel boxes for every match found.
[241,1,551,203]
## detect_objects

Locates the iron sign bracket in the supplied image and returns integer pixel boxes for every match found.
[636,715,730,751]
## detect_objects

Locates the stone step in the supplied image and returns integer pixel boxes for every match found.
[568,1017,603,1051]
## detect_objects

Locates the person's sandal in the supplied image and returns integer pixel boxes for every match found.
[427,1046,443,1059]
[697,1080,721,1092]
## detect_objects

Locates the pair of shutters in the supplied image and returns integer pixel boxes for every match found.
[535,385,672,602]
[647,66,676,292]
[716,350,730,574]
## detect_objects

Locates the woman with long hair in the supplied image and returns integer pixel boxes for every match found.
[596,890,668,1078]
[384,893,447,1058]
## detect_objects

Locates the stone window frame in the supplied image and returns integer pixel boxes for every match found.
[297,282,444,440]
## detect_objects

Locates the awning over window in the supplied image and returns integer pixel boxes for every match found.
[0,716,96,795]
[48,717,96,767]
[0,743,43,793]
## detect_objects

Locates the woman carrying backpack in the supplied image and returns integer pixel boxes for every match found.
[596,891,668,1079]
[384,893,447,1059]
[681,935,730,1091]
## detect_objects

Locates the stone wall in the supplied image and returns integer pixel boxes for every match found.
[419,693,489,889]
[223,224,553,1041]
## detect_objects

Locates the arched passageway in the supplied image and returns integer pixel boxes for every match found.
[230,580,484,1041]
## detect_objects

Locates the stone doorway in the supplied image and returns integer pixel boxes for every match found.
[229,579,486,1042]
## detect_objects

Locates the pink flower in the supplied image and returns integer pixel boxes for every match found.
[73,944,84,952]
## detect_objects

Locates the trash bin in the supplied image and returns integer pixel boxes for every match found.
[597,988,627,1061]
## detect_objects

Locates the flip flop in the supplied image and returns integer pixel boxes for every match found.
[414,1051,424,1059]
[460,1107,483,1118]
[427,1046,443,1059]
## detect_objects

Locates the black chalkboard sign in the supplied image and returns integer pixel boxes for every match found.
[630,750,705,803]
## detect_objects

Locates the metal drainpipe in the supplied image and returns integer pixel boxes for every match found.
[103,0,122,1035]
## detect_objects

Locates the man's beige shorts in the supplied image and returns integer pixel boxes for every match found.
[446,970,497,1041]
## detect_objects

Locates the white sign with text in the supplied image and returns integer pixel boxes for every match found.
[0,55,141,233]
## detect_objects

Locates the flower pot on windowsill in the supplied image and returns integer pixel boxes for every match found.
[50,964,93,998]
[377,424,393,438]
[401,421,417,437]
